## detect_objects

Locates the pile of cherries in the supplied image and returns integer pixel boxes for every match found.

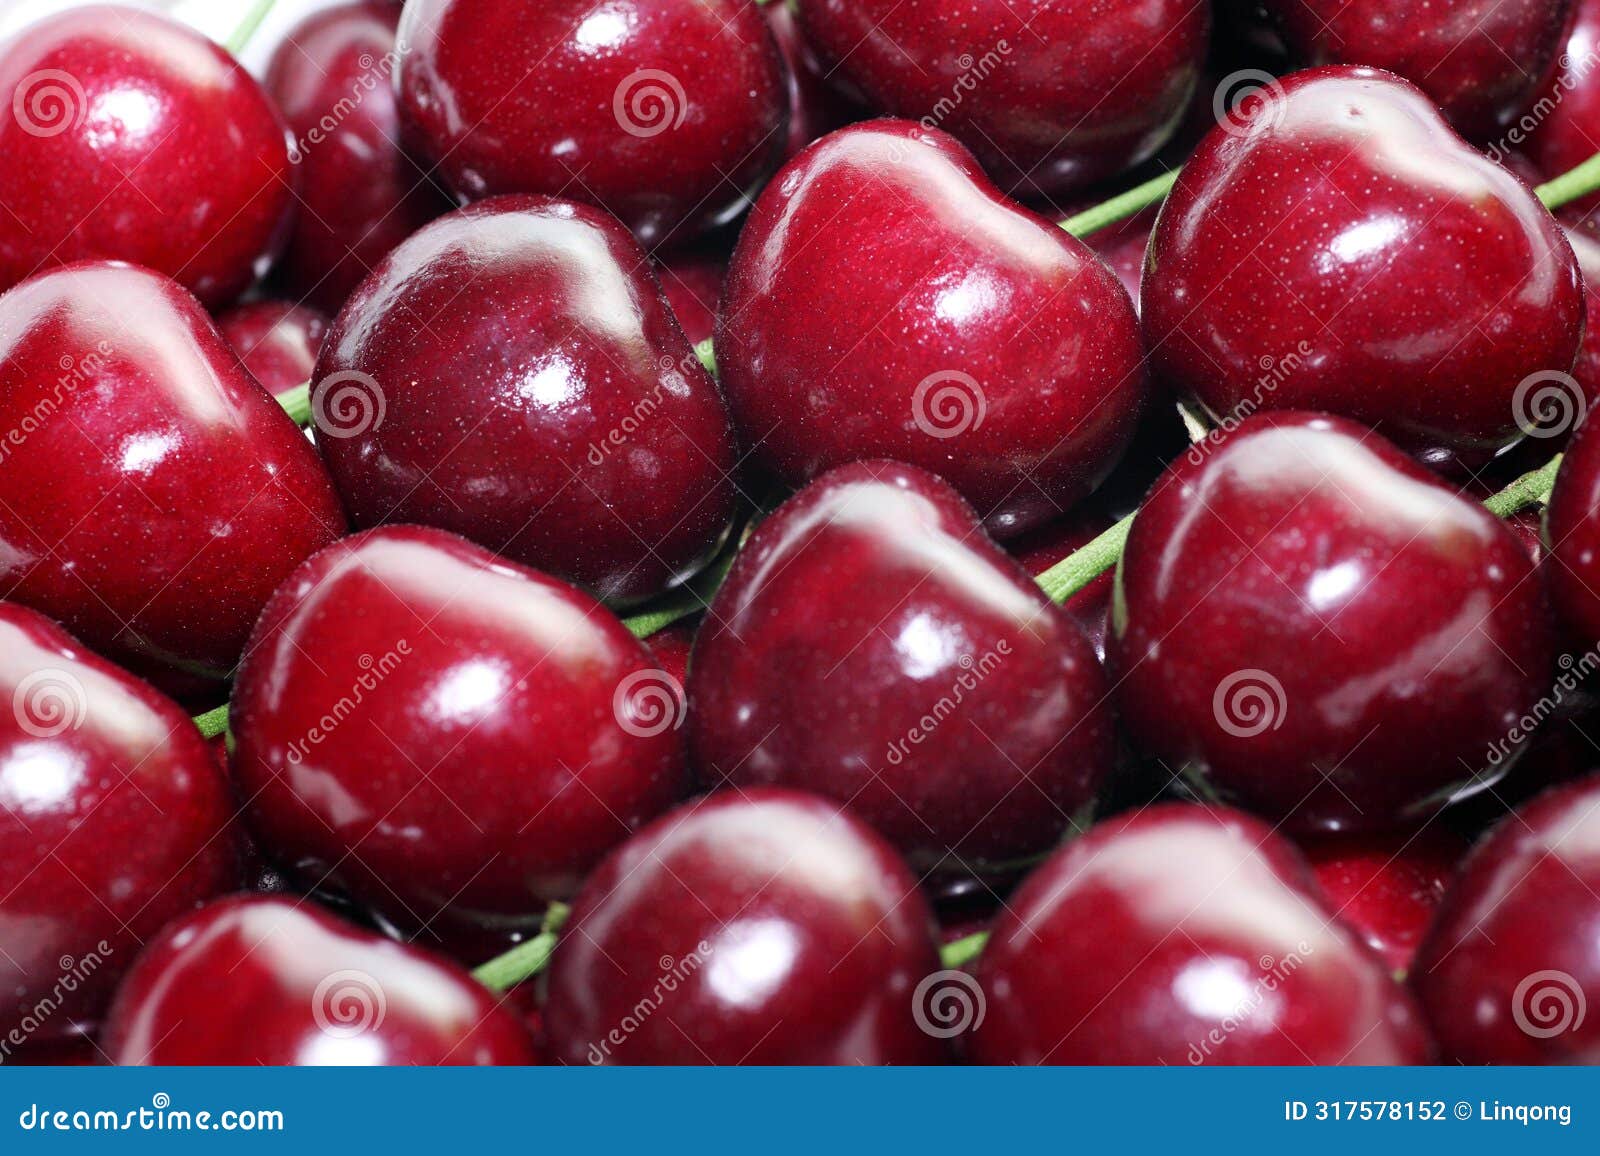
[7,0,1600,1067]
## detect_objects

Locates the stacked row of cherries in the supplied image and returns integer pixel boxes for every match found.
[4,0,1600,1066]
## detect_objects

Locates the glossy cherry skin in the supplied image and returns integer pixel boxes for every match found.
[0,6,293,308]
[396,0,787,249]
[1110,412,1554,833]
[655,252,725,348]
[0,262,347,701]
[0,603,239,1043]
[1413,775,1600,1063]
[1545,407,1600,646]
[719,121,1147,540]
[1300,827,1467,974]
[216,300,328,398]
[1257,1,1574,141]
[796,0,1209,198]
[1528,0,1600,216]
[314,196,737,604]
[102,896,535,1065]
[764,0,859,161]
[1143,66,1584,469]
[230,525,688,955]
[1562,222,1600,416]
[689,460,1115,878]
[970,804,1431,1064]
[543,787,945,1065]
[266,0,449,315]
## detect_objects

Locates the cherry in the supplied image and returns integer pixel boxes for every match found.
[1561,222,1600,415]
[655,251,726,348]
[1109,412,1554,833]
[718,120,1147,540]
[688,460,1115,878]
[1544,406,1600,646]
[0,603,239,1044]
[266,0,449,315]
[1528,0,1600,219]
[795,0,1210,198]
[969,803,1433,1064]
[0,6,293,307]
[1143,66,1584,469]
[216,300,329,399]
[102,895,536,1065]
[763,0,860,161]
[229,525,689,957]
[1007,508,1115,663]
[644,622,695,690]
[1300,827,1468,974]
[396,0,787,249]
[1254,1,1575,141]
[1413,774,1600,1063]
[542,787,946,1064]
[0,261,346,702]
[313,195,738,604]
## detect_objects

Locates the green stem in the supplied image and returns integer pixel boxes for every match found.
[940,930,989,971]
[472,903,570,992]
[1484,453,1563,518]
[223,0,279,56]
[193,703,229,740]
[1034,513,1134,605]
[277,382,311,427]
[1536,154,1600,211]
[1060,169,1181,238]
[693,337,716,376]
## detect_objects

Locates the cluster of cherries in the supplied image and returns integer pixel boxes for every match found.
[5,0,1600,1067]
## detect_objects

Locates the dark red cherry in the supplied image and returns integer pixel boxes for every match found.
[0,262,347,701]
[764,0,860,160]
[0,6,293,307]
[102,896,535,1065]
[314,195,737,604]
[230,525,688,956]
[655,252,726,348]
[1528,0,1600,216]
[1255,1,1574,140]
[718,120,1147,540]
[1110,412,1554,832]
[1545,407,1600,645]
[795,0,1210,198]
[1300,827,1468,974]
[644,621,695,690]
[216,300,328,398]
[266,0,449,315]
[543,787,945,1065]
[1143,66,1584,469]
[396,0,787,248]
[0,603,239,1044]
[969,804,1433,1064]
[688,460,1115,878]
[1561,222,1600,416]
[1413,775,1600,1063]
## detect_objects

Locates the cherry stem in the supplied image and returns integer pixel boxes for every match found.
[1483,452,1564,518]
[277,382,311,426]
[1059,169,1181,237]
[472,902,570,993]
[1536,156,1600,212]
[193,703,229,740]
[939,930,988,971]
[223,0,279,56]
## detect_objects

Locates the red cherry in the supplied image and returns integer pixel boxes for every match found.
[1524,0,1600,219]
[644,622,694,689]
[1110,412,1554,832]
[1545,408,1600,645]
[795,0,1210,198]
[1254,0,1575,140]
[654,251,725,348]
[688,460,1115,877]
[1300,827,1468,974]
[969,804,1434,1064]
[216,300,329,399]
[0,6,293,307]
[542,787,946,1064]
[763,0,861,160]
[718,120,1147,540]
[265,0,449,315]
[1143,66,1584,469]
[230,525,689,956]
[312,195,738,604]
[396,0,787,248]
[102,896,536,1065]
[0,262,347,702]
[0,603,239,1044]
[1413,775,1600,1063]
